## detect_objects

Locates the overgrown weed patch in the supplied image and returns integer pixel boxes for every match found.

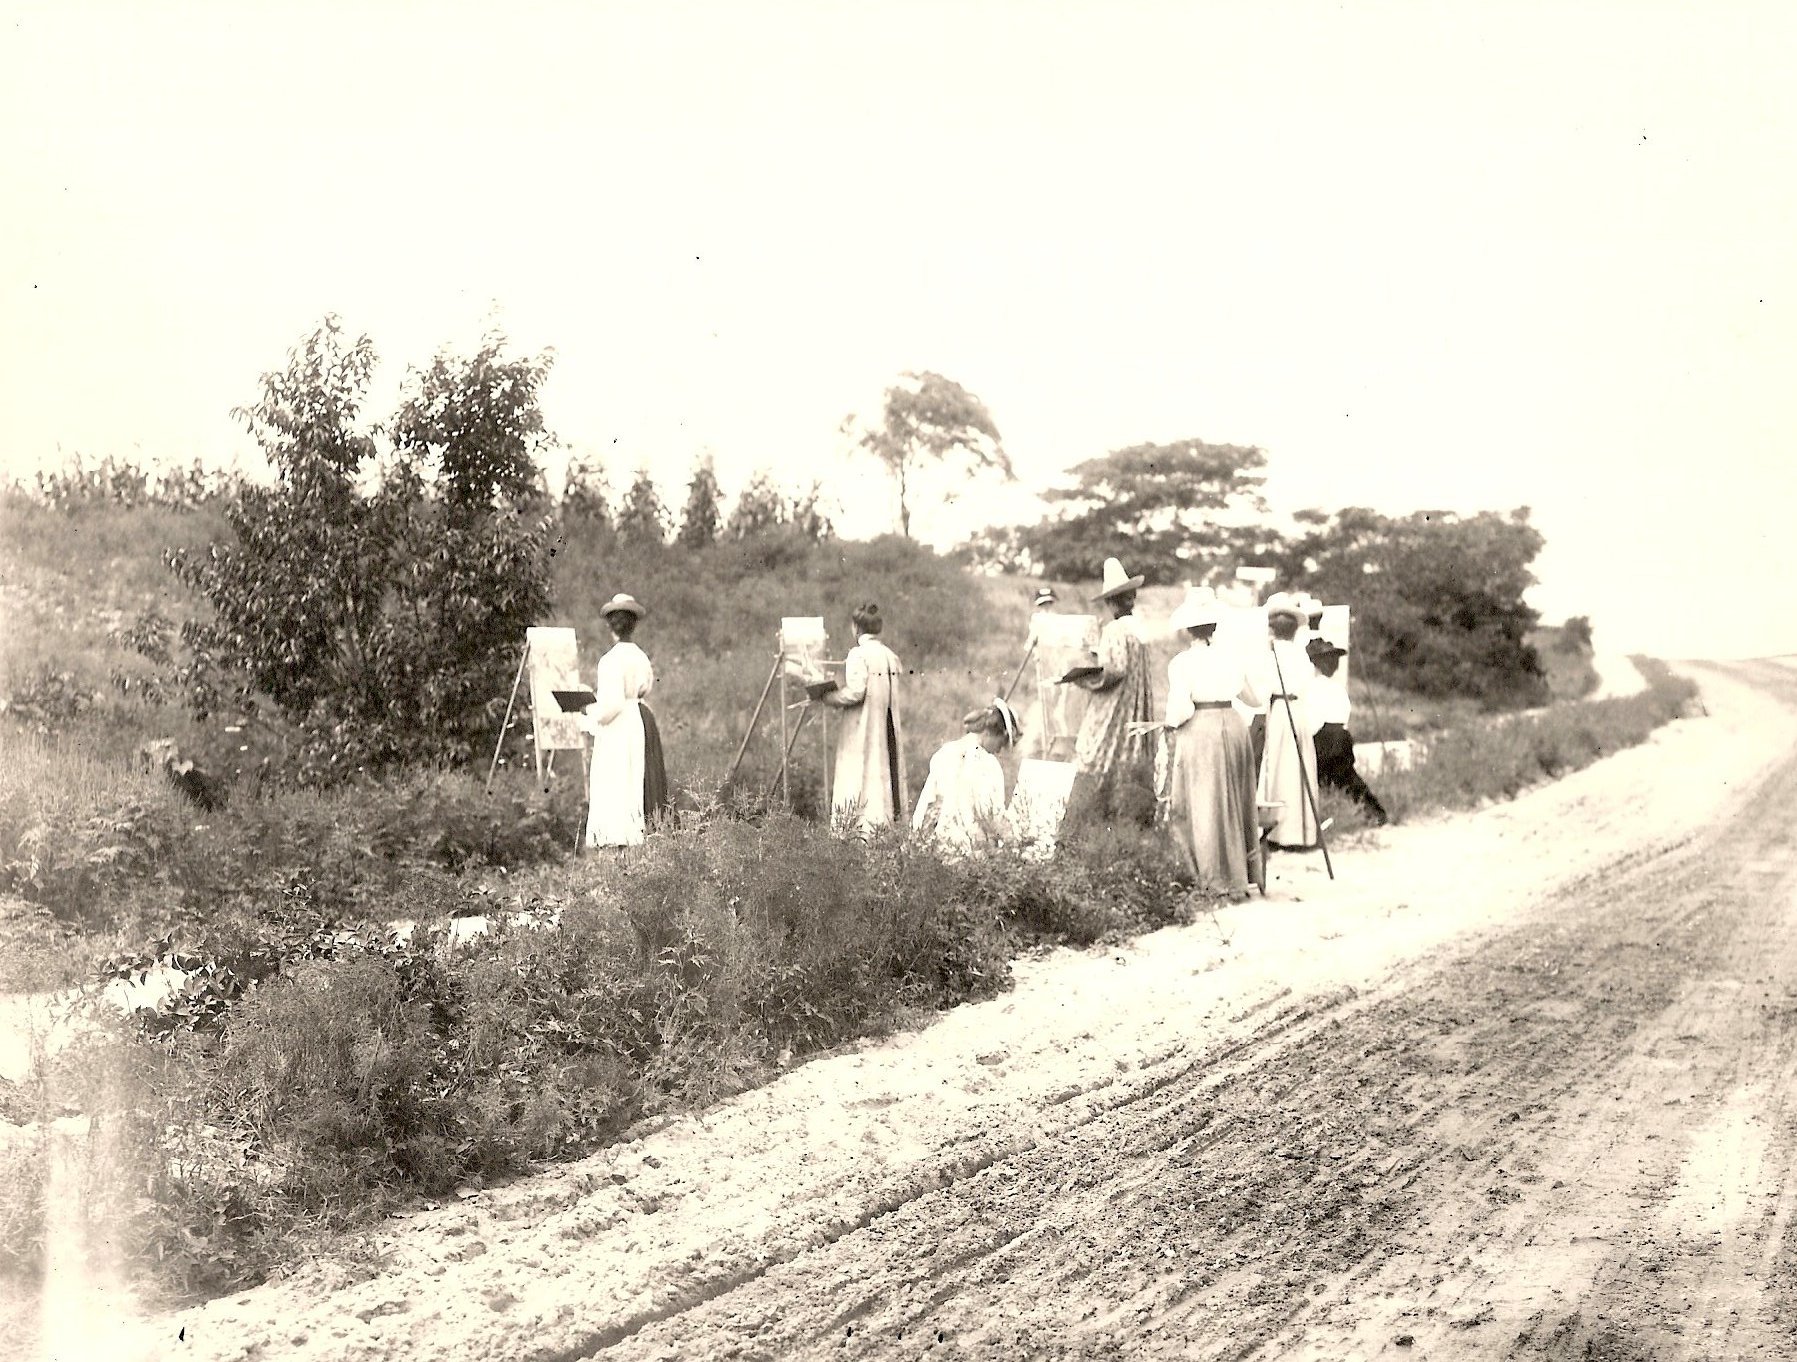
[1370,657,1695,820]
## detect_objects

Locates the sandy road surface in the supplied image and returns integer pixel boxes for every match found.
[138,660,1796,1361]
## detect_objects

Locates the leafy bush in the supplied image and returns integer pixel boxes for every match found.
[51,804,1195,1299]
[0,738,579,936]
[1280,506,1550,709]
[165,318,557,777]
[1,666,99,734]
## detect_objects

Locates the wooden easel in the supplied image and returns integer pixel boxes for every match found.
[485,643,531,794]
[484,633,590,805]
[723,624,835,808]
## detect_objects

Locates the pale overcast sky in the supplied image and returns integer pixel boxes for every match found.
[4,1,1793,659]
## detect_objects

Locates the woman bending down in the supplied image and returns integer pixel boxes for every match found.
[911,698,1020,856]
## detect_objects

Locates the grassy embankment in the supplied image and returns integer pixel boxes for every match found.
[0,485,1693,1308]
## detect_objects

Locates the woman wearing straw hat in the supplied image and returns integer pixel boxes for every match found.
[1066,557,1156,820]
[1256,591,1321,851]
[911,697,1021,856]
[581,593,671,848]
[1161,588,1263,898]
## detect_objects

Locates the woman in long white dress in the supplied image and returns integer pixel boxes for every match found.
[1160,589,1263,898]
[1256,591,1321,850]
[911,698,1019,856]
[582,593,668,849]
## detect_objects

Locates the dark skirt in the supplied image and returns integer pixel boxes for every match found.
[640,702,674,829]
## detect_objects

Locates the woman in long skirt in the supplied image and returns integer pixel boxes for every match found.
[582,593,671,848]
[1162,588,1263,899]
[822,602,907,835]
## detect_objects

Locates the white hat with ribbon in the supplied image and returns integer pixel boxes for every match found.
[1170,586,1222,631]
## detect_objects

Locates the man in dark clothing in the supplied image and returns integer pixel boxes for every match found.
[1306,637,1389,827]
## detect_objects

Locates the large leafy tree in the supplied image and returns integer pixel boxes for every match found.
[1022,438,1272,582]
[846,371,1008,539]
[1278,506,1549,707]
[167,317,557,774]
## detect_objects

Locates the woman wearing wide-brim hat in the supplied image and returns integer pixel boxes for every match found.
[1160,588,1263,898]
[581,593,672,848]
[1065,557,1156,823]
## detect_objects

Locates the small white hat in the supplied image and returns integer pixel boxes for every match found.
[1170,586,1222,631]
[1033,586,1057,607]
[1092,557,1146,602]
[1264,591,1306,624]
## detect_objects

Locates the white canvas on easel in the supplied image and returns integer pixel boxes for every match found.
[777,617,832,806]
[723,618,834,803]
[526,626,584,784]
[779,617,829,681]
[1007,758,1079,860]
[1027,614,1098,756]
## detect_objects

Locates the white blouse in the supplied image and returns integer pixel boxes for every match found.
[1251,638,1314,706]
[1309,671,1351,728]
[1165,641,1262,727]
[911,734,1007,853]
[584,641,654,731]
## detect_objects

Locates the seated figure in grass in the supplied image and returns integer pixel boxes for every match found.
[911,697,1021,856]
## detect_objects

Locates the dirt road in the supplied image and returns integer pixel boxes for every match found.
[149,660,1797,1361]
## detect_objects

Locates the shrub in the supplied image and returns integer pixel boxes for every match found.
[1369,657,1696,820]
[166,319,557,777]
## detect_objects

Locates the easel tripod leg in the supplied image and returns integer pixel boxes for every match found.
[486,642,530,794]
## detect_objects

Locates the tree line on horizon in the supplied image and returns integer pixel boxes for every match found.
[10,317,1555,778]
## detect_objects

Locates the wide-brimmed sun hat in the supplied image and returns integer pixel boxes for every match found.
[1092,557,1146,602]
[1170,586,1222,632]
[1264,591,1307,624]
[1298,592,1325,621]
[1306,636,1348,659]
[599,593,647,619]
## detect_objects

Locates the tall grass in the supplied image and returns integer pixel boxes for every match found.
[1367,656,1696,821]
[0,814,1192,1302]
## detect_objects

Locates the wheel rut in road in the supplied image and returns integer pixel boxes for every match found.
[583,673,1797,1361]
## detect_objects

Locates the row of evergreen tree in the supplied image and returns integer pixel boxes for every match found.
[562,458,834,550]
